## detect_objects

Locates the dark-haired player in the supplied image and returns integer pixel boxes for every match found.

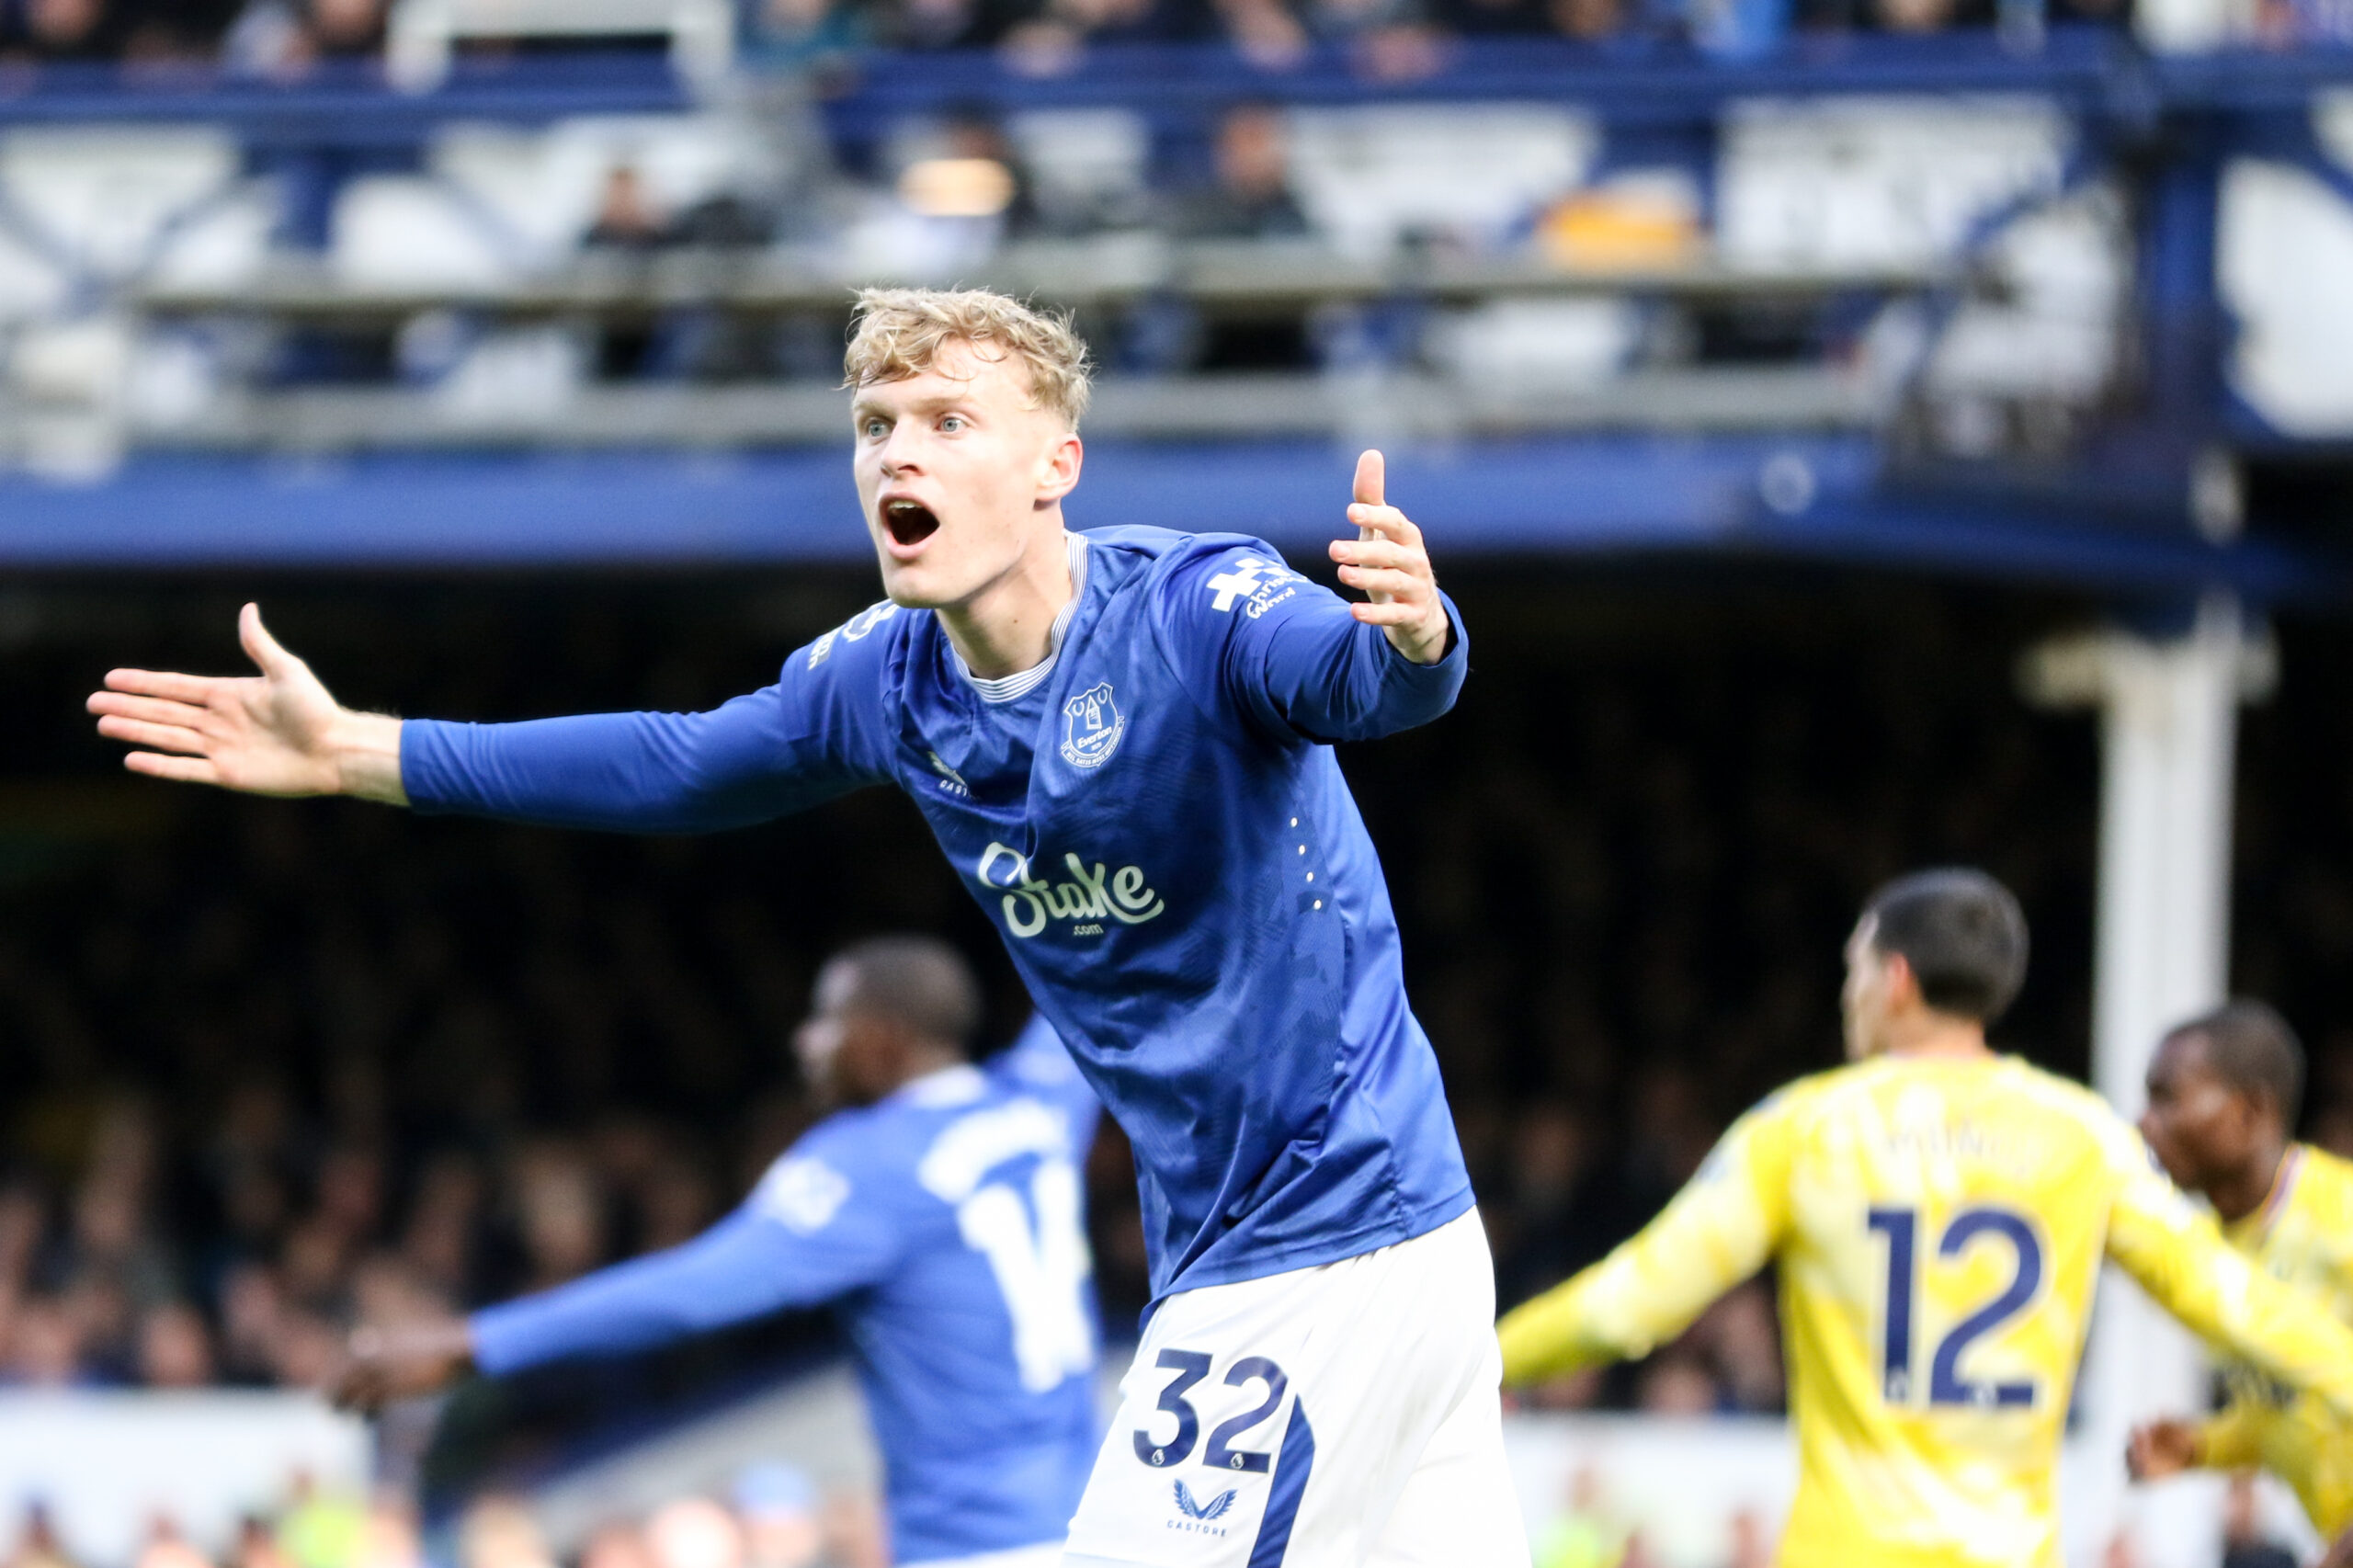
[335,935,1103,1568]
[2129,1001,2353,1563]
[1498,869,2353,1568]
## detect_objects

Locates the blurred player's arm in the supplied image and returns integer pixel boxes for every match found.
[2105,1146,2353,1422]
[2125,1405,2259,1483]
[336,1147,896,1411]
[1498,1098,1793,1384]
[2193,1403,2266,1467]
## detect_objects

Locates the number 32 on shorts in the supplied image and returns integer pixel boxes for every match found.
[1133,1350,1290,1472]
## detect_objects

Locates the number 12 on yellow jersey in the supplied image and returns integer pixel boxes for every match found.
[1867,1205,2043,1410]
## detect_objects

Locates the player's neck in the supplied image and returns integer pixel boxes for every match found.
[2210,1133,2292,1225]
[937,524,1075,681]
[883,1048,969,1097]
[1879,1012,1990,1061]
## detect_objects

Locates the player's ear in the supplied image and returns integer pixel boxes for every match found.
[1036,429,1083,505]
[1881,950,1923,1011]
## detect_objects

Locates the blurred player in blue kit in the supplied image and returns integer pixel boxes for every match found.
[90,286,1527,1567]
[335,935,1103,1568]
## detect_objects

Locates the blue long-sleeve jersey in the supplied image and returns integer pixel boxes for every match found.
[470,1020,1102,1565]
[407,526,1476,1301]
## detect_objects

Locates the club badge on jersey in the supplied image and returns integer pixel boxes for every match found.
[1061,682,1125,768]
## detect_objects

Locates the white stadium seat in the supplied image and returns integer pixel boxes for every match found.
[1284,103,1598,258]
[1716,96,2070,273]
[1423,297,1642,392]
[1927,187,2126,403]
[146,185,281,292]
[331,174,517,290]
[432,114,761,263]
[433,325,585,423]
[0,226,69,322]
[0,127,243,283]
[1007,108,1152,225]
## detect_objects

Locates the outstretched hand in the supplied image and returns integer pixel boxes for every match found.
[86,604,406,803]
[1330,450,1451,666]
[2124,1418,2200,1483]
[330,1317,476,1414]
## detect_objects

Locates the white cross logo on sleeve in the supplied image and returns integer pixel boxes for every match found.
[1206,557,1272,612]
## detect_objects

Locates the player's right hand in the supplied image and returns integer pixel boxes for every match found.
[86,603,404,801]
[330,1319,477,1414]
[2124,1418,2200,1482]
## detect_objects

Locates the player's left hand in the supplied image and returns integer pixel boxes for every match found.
[330,1318,476,1413]
[2124,1418,2199,1483]
[1332,449,1452,666]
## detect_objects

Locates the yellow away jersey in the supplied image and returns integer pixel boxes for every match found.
[1497,1053,2353,1568]
[2197,1143,2353,1536]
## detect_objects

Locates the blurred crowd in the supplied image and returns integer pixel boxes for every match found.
[4,570,2353,1433]
[0,0,2190,85]
[0,0,378,72]
[0,1465,885,1568]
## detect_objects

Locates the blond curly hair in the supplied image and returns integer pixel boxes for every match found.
[843,287,1093,429]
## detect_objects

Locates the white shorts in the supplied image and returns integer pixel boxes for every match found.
[1063,1209,1529,1568]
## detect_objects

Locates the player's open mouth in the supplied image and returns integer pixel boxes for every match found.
[883,499,940,547]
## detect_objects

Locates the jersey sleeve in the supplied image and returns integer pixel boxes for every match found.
[2193,1403,2266,1470]
[401,606,902,833]
[2100,1125,2353,1423]
[1498,1094,1796,1385]
[469,1135,904,1376]
[987,1013,1102,1154]
[1152,539,1468,747]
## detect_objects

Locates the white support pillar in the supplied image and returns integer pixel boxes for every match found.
[2022,593,2274,1567]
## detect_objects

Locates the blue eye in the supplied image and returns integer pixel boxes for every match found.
[940,415,966,433]
[862,419,886,437]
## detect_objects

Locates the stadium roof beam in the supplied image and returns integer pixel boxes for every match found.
[118,369,1882,452]
[129,250,1951,323]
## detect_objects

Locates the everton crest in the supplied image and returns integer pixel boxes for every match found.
[1060,681,1125,769]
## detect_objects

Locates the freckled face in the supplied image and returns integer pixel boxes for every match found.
[851,342,1074,611]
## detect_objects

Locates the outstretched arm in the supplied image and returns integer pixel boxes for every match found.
[92,603,896,832]
[1173,450,1467,746]
[87,604,407,803]
[2125,1404,2268,1490]
[1498,1101,1791,1384]
[335,1151,898,1411]
[2106,1154,2353,1422]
